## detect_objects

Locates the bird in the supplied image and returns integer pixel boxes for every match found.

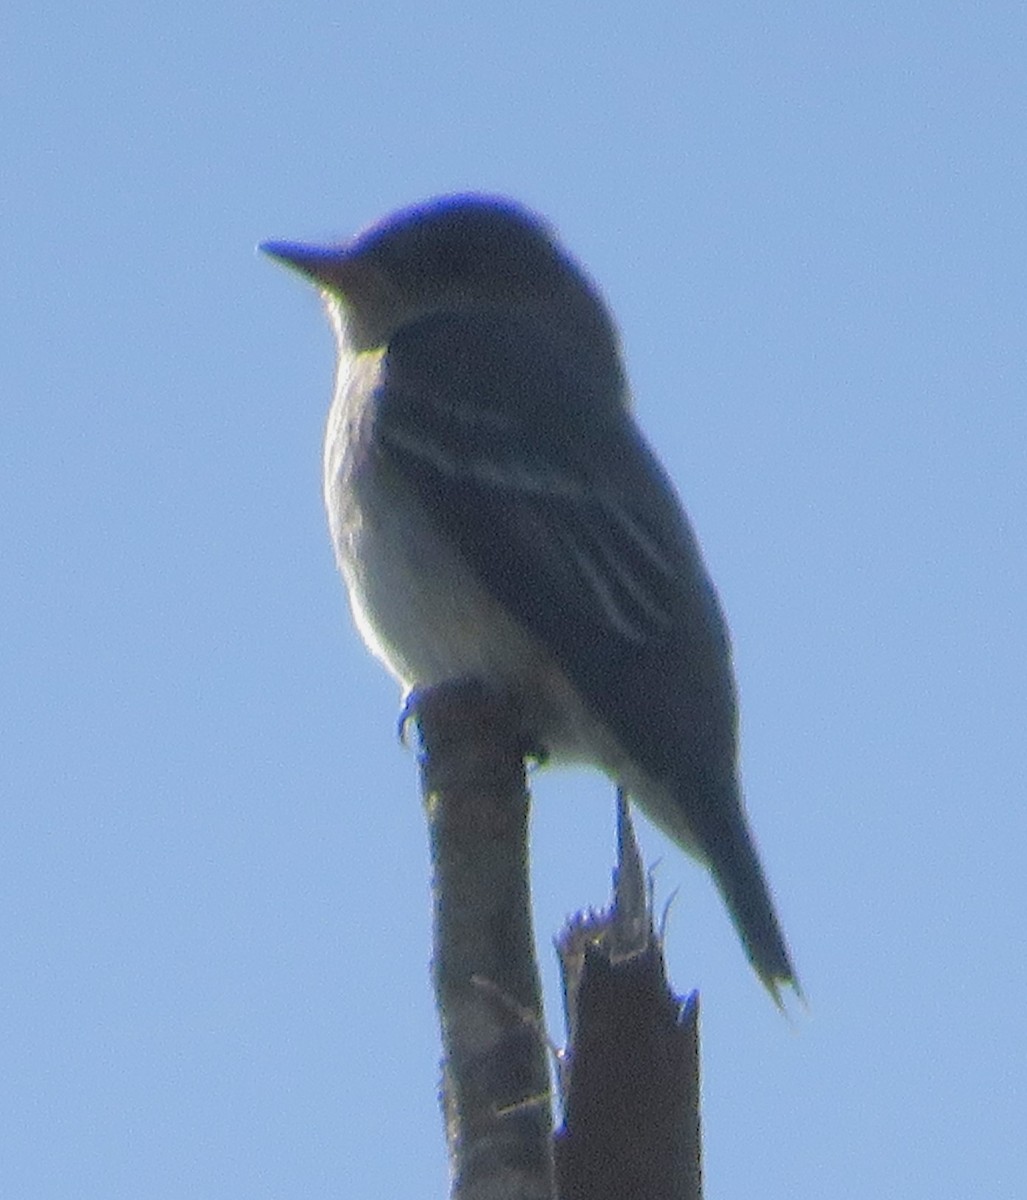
[262,194,797,999]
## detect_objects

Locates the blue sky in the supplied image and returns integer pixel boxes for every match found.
[3,2,1025,1196]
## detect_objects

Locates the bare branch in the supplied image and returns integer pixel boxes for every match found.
[415,680,555,1200]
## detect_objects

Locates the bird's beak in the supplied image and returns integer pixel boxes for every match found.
[261,239,406,349]
[259,240,368,297]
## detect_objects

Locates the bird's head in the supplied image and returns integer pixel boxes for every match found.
[262,194,616,359]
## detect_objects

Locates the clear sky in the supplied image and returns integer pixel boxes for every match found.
[3,2,1025,1197]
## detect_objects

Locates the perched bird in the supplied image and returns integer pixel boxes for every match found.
[262,195,797,998]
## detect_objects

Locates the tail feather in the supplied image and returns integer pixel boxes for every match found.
[647,773,798,1002]
[632,768,798,1000]
[701,790,798,1003]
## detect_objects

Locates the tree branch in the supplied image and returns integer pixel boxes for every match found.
[415,680,555,1200]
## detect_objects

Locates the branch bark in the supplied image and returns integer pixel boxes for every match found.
[415,680,555,1200]
[414,686,702,1200]
[554,796,702,1200]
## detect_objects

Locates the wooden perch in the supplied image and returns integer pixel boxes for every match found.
[555,798,702,1200]
[415,684,701,1200]
[415,680,555,1200]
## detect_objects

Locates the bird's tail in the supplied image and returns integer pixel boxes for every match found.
[675,778,799,1004]
[707,800,798,1003]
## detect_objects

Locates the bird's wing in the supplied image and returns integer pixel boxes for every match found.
[375,311,738,783]
[376,312,799,995]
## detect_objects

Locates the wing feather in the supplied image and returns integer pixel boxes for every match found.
[375,311,737,782]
